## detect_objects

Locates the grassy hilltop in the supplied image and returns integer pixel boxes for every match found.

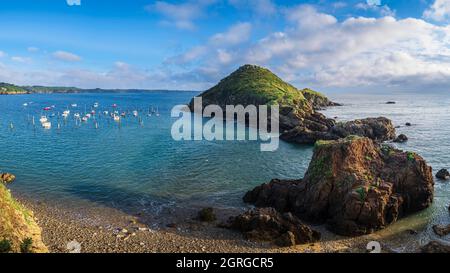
[190,64,334,110]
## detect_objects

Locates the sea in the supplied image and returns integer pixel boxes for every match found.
[0,91,449,249]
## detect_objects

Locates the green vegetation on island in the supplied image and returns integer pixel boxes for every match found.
[194,64,307,107]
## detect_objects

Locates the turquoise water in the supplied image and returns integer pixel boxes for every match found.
[0,92,449,245]
[0,92,312,216]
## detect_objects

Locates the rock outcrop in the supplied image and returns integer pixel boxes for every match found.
[0,173,16,184]
[281,117,396,145]
[0,175,47,253]
[436,169,450,180]
[433,224,450,236]
[224,207,320,247]
[393,134,408,143]
[244,136,434,236]
[420,241,450,253]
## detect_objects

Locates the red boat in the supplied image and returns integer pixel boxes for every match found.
[112,104,117,108]
[43,107,52,111]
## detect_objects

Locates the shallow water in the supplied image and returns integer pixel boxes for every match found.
[0,92,312,215]
[0,91,449,248]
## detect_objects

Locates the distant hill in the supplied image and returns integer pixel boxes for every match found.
[0,83,29,95]
[189,64,336,111]
[0,83,193,95]
[190,64,306,108]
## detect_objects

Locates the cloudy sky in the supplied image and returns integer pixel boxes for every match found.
[1,0,450,92]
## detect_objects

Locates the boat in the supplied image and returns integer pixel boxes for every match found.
[112,104,118,108]
[155,107,160,117]
[71,103,78,108]
[42,121,51,129]
[91,110,96,115]
[121,112,126,117]
[23,103,28,107]
[113,115,120,122]
[82,116,88,122]
[39,116,48,123]
[103,111,109,115]
[133,110,138,117]
[62,110,70,118]
[43,107,52,111]
[93,102,99,108]
[85,113,91,118]
[74,113,80,119]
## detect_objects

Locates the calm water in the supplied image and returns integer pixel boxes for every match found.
[0,92,313,215]
[0,91,449,246]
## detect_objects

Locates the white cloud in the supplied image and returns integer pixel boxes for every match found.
[66,0,81,6]
[209,22,252,46]
[166,22,252,66]
[11,56,31,63]
[285,4,337,29]
[355,2,396,17]
[146,0,215,30]
[164,5,450,91]
[52,51,81,62]
[424,0,450,22]
[0,51,5,58]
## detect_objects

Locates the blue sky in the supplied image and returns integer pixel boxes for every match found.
[1,0,450,92]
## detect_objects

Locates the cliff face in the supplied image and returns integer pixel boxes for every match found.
[244,136,434,236]
[0,179,47,253]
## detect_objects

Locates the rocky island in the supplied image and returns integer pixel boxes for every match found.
[189,64,396,144]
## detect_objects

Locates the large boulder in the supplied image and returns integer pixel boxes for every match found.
[436,169,450,180]
[330,117,396,142]
[224,207,320,247]
[0,173,16,184]
[244,136,434,236]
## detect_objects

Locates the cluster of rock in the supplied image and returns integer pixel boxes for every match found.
[223,207,320,247]
[243,136,434,236]
[280,117,397,144]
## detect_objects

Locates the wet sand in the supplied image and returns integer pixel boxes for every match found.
[17,196,426,253]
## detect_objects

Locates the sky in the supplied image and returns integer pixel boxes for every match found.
[1,0,450,92]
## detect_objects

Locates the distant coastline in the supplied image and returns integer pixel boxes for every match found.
[0,82,196,95]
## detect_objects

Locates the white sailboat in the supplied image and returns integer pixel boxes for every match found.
[42,121,51,129]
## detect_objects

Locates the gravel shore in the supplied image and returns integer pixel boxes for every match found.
[17,196,425,253]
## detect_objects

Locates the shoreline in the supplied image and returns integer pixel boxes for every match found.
[16,193,427,253]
